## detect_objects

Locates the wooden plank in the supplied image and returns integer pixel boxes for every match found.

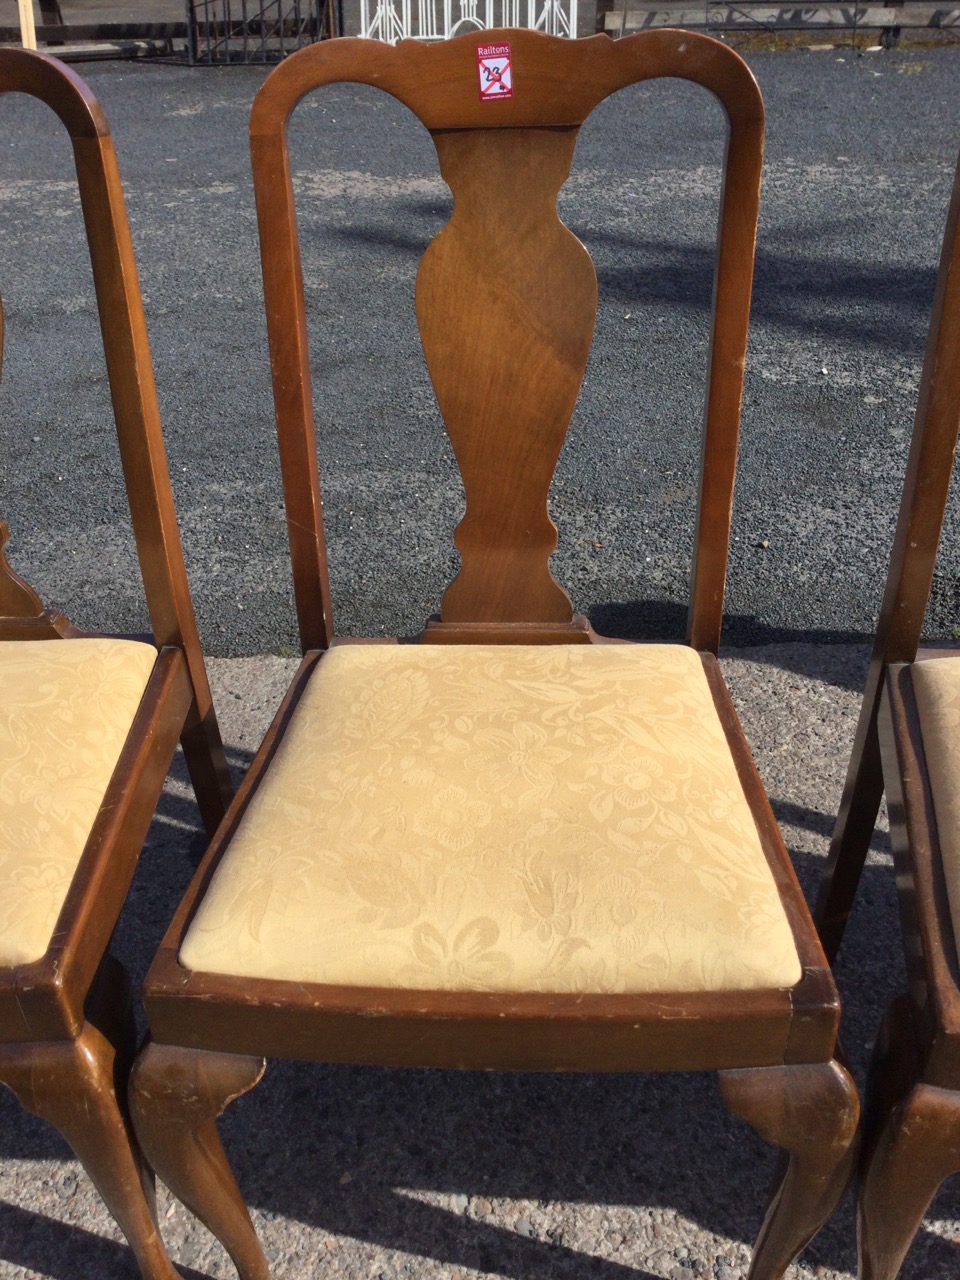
[32,38,173,59]
[0,21,188,39]
[16,0,36,48]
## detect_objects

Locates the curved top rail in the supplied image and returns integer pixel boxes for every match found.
[0,46,108,139]
[251,28,763,139]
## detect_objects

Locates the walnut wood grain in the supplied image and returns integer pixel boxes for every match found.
[251,28,762,650]
[420,126,593,624]
[860,1083,960,1280]
[850,653,960,1276]
[422,615,593,644]
[859,1000,960,1280]
[0,46,232,832]
[1,49,233,1280]
[809,139,960,1274]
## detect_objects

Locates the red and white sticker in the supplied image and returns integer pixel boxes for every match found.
[477,43,513,101]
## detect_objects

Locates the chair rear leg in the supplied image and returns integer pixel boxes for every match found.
[719,1060,860,1280]
[130,1040,270,1280]
[0,1019,178,1280]
[179,695,233,837]
[815,716,885,964]
[861,997,917,1155]
[858,1006,960,1280]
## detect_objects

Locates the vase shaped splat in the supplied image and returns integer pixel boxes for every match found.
[416,126,596,624]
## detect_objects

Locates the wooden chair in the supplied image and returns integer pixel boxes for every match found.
[130,30,858,1280]
[0,48,232,1280]
[815,156,960,1276]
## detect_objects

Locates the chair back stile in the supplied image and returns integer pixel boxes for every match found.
[0,49,232,825]
[816,155,960,962]
[250,31,764,653]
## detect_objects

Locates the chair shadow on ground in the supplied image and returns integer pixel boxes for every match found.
[330,209,938,358]
[0,1199,213,1280]
[590,598,873,688]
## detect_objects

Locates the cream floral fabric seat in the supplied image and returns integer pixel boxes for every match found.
[912,656,960,949]
[0,637,157,967]
[181,644,801,994]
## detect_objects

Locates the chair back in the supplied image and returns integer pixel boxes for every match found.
[251,30,764,653]
[0,50,204,660]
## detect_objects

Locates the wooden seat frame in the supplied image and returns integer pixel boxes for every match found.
[131,31,857,1280]
[816,157,960,1277]
[0,48,232,1280]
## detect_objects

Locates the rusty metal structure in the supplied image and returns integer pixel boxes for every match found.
[186,0,336,63]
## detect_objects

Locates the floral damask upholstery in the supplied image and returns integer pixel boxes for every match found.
[912,656,960,949]
[0,637,157,967]
[181,644,801,994]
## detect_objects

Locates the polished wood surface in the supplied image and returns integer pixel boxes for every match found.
[0,46,232,829]
[0,48,233,1280]
[858,997,960,1280]
[0,959,179,1280]
[420,124,593,625]
[138,28,852,1280]
[815,151,960,964]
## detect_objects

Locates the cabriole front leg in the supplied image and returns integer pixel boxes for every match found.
[719,1060,860,1280]
[130,1040,270,1280]
[0,1022,178,1280]
[857,996,960,1278]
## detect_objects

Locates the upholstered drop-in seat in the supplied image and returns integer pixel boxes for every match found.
[180,644,801,994]
[0,637,157,967]
[912,655,960,947]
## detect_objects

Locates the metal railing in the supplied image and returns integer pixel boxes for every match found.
[186,0,336,63]
[361,0,577,41]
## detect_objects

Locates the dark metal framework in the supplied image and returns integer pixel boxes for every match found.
[186,0,337,65]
